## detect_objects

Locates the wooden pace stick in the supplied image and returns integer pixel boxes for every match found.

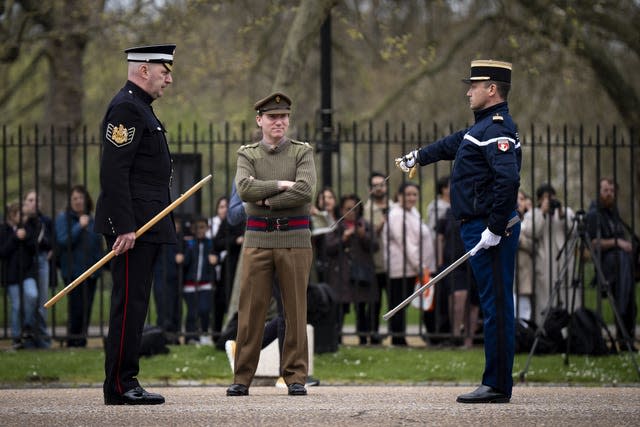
[44,174,213,309]
[382,215,520,321]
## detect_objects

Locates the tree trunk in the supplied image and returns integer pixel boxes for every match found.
[272,0,338,97]
[40,0,104,210]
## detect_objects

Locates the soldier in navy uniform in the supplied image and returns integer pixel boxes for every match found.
[95,44,177,405]
[396,60,521,403]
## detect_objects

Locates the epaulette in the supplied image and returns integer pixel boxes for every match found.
[492,114,504,123]
[239,142,260,150]
[290,139,311,147]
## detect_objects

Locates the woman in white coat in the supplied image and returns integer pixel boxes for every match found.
[383,182,436,346]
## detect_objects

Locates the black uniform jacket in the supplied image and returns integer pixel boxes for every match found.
[94,81,176,244]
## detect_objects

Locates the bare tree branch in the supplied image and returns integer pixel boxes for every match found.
[362,15,495,121]
[272,0,339,94]
[0,47,46,105]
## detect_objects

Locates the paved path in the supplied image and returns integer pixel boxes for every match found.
[2,385,639,426]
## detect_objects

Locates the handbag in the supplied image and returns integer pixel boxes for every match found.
[410,268,434,311]
[350,260,373,286]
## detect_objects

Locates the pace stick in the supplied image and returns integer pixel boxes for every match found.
[44,174,212,308]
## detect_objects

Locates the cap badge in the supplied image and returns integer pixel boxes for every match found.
[497,140,510,152]
[275,95,281,104]
[106,123,135,147]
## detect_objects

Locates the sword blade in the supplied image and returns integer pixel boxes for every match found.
[382,215,520,321]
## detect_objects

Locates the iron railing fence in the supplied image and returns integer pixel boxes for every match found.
[0,123,637,346]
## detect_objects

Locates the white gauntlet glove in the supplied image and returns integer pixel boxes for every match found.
[395,150,419,176]
[470,228,502,256]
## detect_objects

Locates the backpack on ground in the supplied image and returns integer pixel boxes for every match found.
[139,325,170,357]
[568,307,617,355]
[515,318,537,353]
[540,307,571,354]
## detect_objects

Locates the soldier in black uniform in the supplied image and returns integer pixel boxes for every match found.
[95,44,177,405]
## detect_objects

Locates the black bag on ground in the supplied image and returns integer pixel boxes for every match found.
[515,318,557,354]
[307,282,338,354]
[139,325,170,357]
[541,307,570,354]
[515,318,537,353]
[568,307,617,355]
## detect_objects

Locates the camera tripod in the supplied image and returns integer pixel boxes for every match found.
[519,210,640,381]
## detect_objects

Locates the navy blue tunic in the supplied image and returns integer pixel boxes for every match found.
[416,101,521,397]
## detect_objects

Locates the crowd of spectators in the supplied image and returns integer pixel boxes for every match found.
[1,176,637,351]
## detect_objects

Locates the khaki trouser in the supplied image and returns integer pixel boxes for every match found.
[233,247,312,386]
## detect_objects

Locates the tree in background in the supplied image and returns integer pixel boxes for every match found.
[0,0,638,216]
[0,0,106,209]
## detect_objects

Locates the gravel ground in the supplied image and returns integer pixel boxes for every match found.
[2,385,639,426]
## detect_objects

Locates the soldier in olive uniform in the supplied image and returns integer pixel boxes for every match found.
[226,93,316,397]
[95,44,177,405]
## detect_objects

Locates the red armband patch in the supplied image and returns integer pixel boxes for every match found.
[497,140,510,152]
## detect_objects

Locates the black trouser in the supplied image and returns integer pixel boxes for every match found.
[388,276,415,345]
[103,238,160,396]
[370,272,388,340]
[66,277,97,347]
[355,301,369,343]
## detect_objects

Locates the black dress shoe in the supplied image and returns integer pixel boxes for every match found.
[226,383,249,396]
[104,386,165,405]
[456,385,509,404]
[287,383,307,396]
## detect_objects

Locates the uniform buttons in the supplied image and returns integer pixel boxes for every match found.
[128,90,133,94]
[157,127,161,131]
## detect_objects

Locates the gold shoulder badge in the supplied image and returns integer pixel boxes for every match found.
[493,114,504,123]
[106,123,135,147]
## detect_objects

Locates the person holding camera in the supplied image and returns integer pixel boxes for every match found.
[325,194,378,345]
[521,183,578,325]
[587,177,637,350]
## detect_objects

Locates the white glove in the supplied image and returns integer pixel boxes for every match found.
[395,150,418,173]
[470,228,502,256]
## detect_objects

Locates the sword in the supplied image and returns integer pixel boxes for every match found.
[382,215,520,321]
[44,174,212,308]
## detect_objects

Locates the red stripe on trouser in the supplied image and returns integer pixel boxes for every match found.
[115,252,129,394]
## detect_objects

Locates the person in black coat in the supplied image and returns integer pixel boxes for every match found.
[94,44,177,406]
[0,202,38,349]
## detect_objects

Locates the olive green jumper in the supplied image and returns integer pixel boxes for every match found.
[235,138,316,248]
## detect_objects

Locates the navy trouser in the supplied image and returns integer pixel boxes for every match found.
[460,212,520,397]
[183,288,213,339]
[103,238,160,396]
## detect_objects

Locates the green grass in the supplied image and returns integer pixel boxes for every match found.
[1,344,638,387]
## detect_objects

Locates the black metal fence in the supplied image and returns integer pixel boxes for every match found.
[1,122,638,347]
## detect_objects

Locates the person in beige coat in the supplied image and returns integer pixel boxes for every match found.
[516,190,536,321]
[521,184,579,325]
